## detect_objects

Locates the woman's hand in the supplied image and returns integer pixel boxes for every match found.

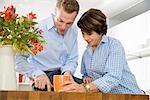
[59,80,86,92]
[83,76,93,84]
[63,71,74,81]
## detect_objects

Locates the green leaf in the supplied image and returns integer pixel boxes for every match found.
[32,21,38,25]
[13,42,22,55]
[39,40,47,44]
[0,17,4,23]
[24,45,34,55]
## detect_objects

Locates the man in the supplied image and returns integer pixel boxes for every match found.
[16,0,80,91]
[60,8,144,94]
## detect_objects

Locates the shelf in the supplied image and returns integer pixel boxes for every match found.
[18,83,32,85]
[18,83,32,91]
[126,47,150,60]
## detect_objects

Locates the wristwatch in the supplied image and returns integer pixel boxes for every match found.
[84,84,90,92]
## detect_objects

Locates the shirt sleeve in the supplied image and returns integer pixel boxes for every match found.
[15,19,48,79]
[61,27,78,75]
[81,52,88,78]
[15,53,45,79]
[93,40,127,93]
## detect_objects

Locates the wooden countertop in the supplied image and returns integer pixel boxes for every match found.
[0,91,149,100]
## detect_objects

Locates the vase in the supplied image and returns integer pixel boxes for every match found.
[0,45,17,90]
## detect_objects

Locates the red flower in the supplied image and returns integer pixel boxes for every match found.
[1,32,4,37]
[0,12,3,16]
[26,12,37,21]
[30,25,35,30]
[38,29,43,34]
[32,42,44,55]
[30,38,38,44]
[3,5,18,21]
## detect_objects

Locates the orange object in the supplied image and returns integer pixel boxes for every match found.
[53,75,70,92]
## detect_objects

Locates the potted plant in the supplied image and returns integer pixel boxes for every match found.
[0,5,46,90]
[0,5,47,55]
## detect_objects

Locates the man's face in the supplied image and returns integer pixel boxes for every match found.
[82,31,102,48]
[54,7,77,36]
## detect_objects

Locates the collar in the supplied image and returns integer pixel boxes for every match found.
[101,35,108,43]
[97,35,108,48]
[86,35,109,50]
[46,13,55,30]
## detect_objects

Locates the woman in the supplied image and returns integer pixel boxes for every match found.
[60,8,144,94]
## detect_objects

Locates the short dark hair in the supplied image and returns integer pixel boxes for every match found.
[77,8,107,35]
[56,0,79,14]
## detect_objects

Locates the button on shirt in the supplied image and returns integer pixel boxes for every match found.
[81,35,143,94]
[16,14,78,78]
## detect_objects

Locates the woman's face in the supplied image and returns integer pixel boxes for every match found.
[82,31,102,47]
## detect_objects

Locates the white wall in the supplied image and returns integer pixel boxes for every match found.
[2,0,56,21]
[108,10,150,52]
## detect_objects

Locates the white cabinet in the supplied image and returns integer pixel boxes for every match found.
[126,47,150,60]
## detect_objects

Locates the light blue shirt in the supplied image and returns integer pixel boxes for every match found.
[16,14,78,78]
[81,35,143,94]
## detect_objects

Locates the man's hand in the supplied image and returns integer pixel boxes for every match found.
[34,74,52,91]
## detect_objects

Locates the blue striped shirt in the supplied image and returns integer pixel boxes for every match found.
[16,14,78,78]
[81,35,143,94]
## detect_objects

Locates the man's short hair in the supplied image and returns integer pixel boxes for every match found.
[56,0,79,14]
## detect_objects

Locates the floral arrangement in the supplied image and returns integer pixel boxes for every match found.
[0,5,46,55]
